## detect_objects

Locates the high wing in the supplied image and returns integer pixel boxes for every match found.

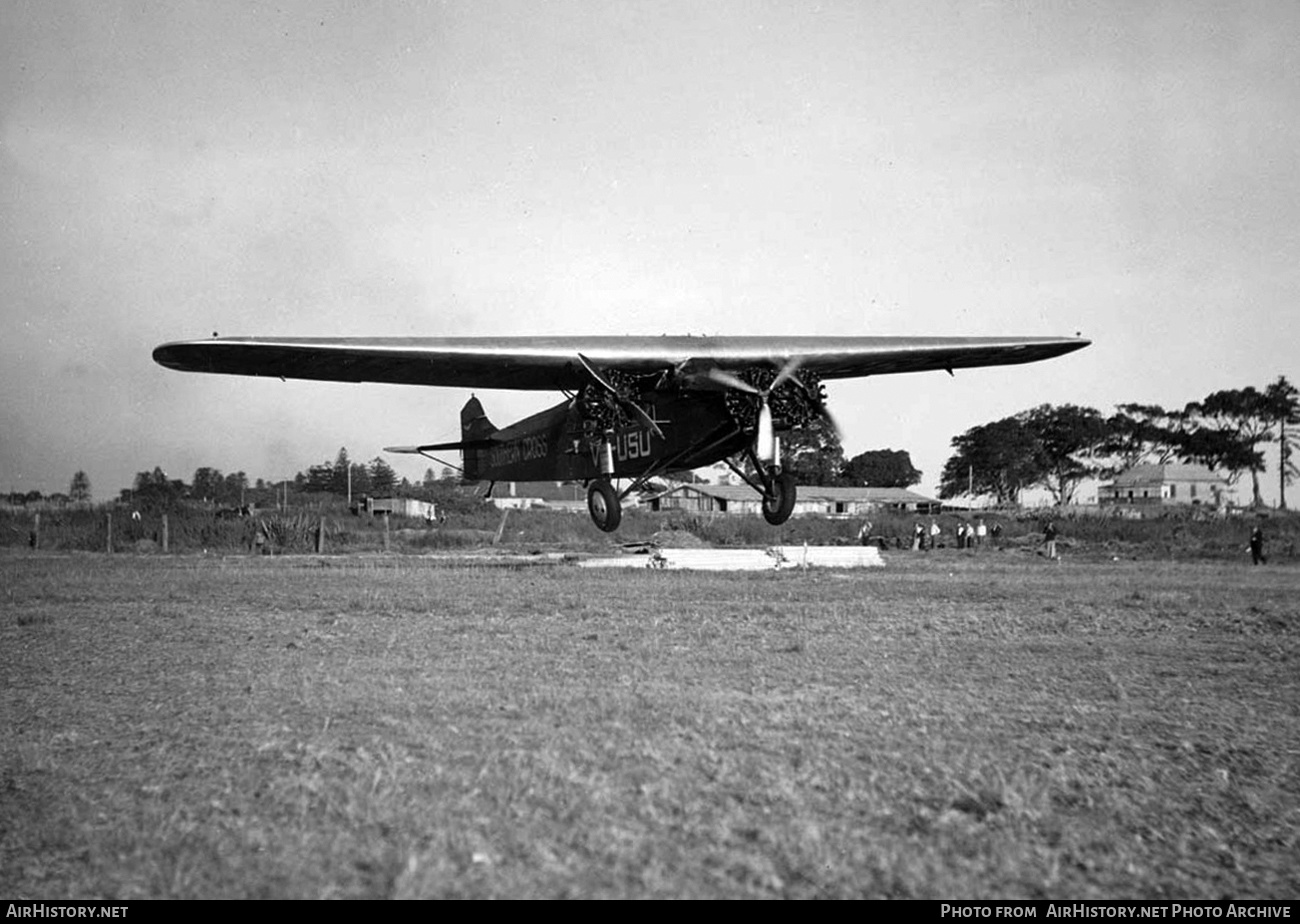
[153,335,1088,391]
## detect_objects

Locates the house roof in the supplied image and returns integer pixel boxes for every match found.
[658,483,762,503]
[657,482,938,505]
[800,486,938,504]
[1104,463,1226,487]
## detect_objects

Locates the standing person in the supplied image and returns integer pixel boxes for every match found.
[858,520,874,547]
[975,517,987,548]
[912,521,924,551]
[1249,525,1266,565]
[929,518,941,550]
[1043,519,1058,561]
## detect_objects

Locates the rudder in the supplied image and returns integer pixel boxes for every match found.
[460,396,496,481]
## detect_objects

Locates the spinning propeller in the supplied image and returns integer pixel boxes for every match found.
[708,357,840,463]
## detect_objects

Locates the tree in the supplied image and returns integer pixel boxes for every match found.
[126,467,186,511]
[349,461,373,498]
[1177,426,1262,489]
[302,461,335,494]
[220,471,249,506]
[369,457,397,496]
[1023,404,1109,505]
[1098,403,1188,472]
[1264,375,1300,509]
[1184,388,1275,506]
[841,449,921,488]
[729,418,845,485]
[331,448,352,497]
[69,471,91,504]
[781,417,846,486]
[939,416,1040,505]
[191,467,224,502]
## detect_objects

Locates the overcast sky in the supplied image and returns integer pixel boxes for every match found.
[3,1,1297,504]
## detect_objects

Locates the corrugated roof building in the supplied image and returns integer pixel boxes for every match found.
[647,483,940,516]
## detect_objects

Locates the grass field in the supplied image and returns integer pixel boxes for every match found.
[2,550,1297,899]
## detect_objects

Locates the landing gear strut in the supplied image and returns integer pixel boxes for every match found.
[723,451,799,527]
[587,479,622,533]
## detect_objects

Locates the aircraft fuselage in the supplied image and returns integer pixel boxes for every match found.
[468,392,748,484]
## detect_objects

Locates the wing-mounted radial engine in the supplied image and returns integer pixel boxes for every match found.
[574,355,665,440]
[572,354,670,532]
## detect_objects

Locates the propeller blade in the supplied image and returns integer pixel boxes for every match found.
[781,369,840,439]
[577,353,664,439]
[576,353,617,395]
[785,370,816,402]
[626,401,665,441]
[769,356,804,391]
[818,403,843,442]
[706,368,760,394]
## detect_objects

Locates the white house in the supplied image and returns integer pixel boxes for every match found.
[1098,464,1231,508]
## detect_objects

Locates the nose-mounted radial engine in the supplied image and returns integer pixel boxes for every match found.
[714,363,832,453]
[705,357,839,525]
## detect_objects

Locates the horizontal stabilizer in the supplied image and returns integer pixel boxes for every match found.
[384,438,497,454]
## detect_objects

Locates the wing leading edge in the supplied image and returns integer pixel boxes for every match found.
[153,334,1089,392]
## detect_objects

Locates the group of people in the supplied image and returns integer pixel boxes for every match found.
[862,517,1273,565]
[905,517,994,551]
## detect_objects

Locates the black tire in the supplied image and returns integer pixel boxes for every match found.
[587,480,622,532]
[762,471,797,526]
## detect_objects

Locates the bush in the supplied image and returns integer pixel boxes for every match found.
[3,501,1297,561]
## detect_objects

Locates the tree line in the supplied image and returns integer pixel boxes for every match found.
[4,450,462,513]
[116,449,455,512]
[936,376,1299,508]
[12,375,1296,512]
[748,374,1298,510]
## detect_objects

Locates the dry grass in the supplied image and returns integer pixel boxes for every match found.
[1,550,1296,898]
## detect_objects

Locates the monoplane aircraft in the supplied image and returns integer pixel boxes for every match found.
[153,334,1088,531]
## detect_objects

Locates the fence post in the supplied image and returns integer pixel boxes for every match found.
[383,512,390,551]
[161,514,169,553]
[316,518,325,553]
[31,512,40,550]
[106,512,112,553]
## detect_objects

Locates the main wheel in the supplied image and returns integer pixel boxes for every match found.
[761,471,797,526]
[587,479,622,532]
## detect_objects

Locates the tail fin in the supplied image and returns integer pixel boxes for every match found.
[460,396,496,481]
[384,396,497,482]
